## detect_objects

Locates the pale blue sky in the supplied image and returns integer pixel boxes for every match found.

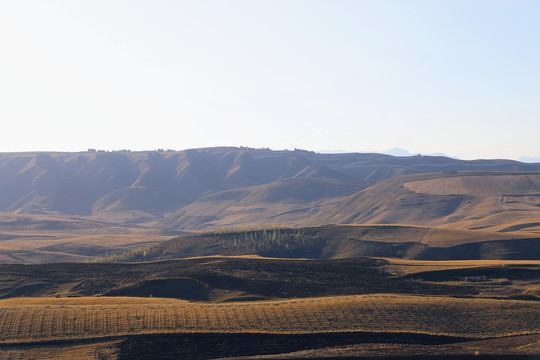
[1,1,539,160]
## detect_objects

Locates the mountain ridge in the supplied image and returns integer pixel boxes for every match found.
[1,148,538,220]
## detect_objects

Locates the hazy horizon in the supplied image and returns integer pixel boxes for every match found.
[1,146,540,163]
[2,1,539,160]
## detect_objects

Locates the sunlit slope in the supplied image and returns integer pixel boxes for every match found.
[0,212,170,264]
[0,233,170,264]
[309,171,540,233]
[160,178,371,229]
[405,173,540,232]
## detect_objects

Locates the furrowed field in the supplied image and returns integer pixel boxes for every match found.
[0,294,538,344]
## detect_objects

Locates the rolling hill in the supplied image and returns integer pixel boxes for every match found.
[308,171,540,233]
[1,148,540,263]
[0,256,538,360]
[98,224,540,262]
[158,178,372,229]
[0,256,475,301]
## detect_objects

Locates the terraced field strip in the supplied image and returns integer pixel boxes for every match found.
[381,258,540,275]
[0,294,538,343]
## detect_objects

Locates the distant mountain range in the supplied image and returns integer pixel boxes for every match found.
[322,148,540,162]
[318,147,457,158]
[519,156,540,163]
[1,147,539,230]
[380,147,457,158]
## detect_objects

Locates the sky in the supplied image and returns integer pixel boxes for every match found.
[1,1,539,160]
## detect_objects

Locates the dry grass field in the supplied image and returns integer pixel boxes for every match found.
[0,294,538,344]
[310,172,540,234]
[404,173,540,233]
[0,294,539,359]
[382,258,540,275]
[0,212,172,263]
[0,233,170,264]
[404,174,540,197]
[0,341,120,360]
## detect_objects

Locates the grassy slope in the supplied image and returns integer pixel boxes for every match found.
[159,171,540,232]
[108,224,539,262]
[0,212,171,263]
[159,178,372,230]
[308,171,540,233]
